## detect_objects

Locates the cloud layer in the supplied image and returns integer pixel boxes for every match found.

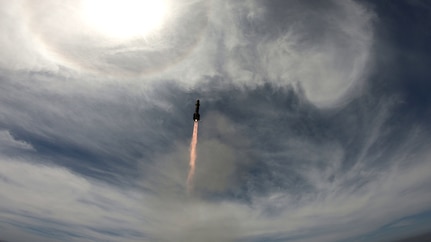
[0,109,431,242]
[1,0,373,107]
[1,0,430,242]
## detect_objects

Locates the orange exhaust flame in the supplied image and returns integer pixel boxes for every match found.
[187,121,199,193]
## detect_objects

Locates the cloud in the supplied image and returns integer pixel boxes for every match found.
[0,78,430,242]
[134,92,431,241]
[0,130,34,152]
[1,66,430,242]
[158,0,375,107]
[0,157,149,242]
[0,0,429,241]
[0,1,58,72]
[0,0,373,107]
[1,127,430,242]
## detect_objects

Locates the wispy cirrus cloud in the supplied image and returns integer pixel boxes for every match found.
[0,0,373,107]
[0,110,430,242]
[1,0,430,241]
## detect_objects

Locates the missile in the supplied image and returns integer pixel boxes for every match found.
[193,99,200,121]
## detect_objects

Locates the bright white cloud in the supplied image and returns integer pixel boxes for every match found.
[82,0,170,40]
[0,0,373,107]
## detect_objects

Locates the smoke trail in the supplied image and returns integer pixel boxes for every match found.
[187,121,199,193]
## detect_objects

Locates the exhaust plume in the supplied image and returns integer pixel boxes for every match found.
[187,121,199,193]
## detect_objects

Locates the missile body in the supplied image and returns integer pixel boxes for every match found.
[193,99,200,121]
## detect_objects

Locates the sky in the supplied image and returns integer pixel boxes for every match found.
[0,0,431,241]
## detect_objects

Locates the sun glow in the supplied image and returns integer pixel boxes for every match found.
[82,0,169,39]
